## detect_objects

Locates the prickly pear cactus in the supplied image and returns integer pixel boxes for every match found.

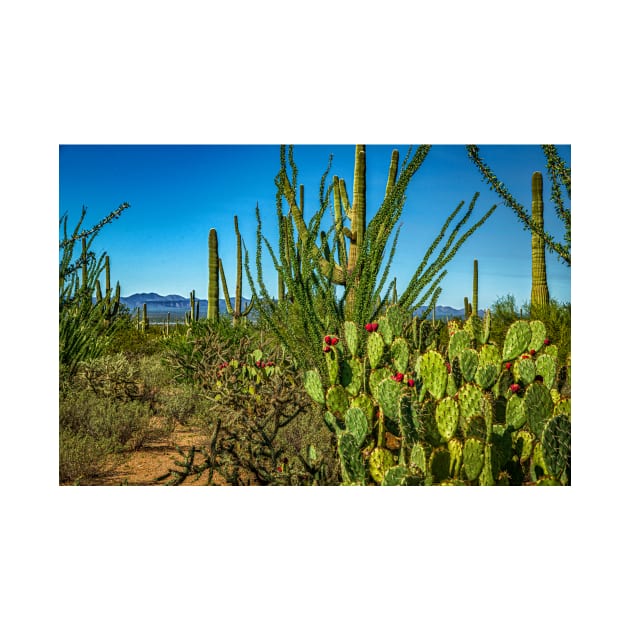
[369,447,395,483]
[529,320,547,352]
[345,407,369,447]
[344,320,359,357]
[390,337,410,374]
[436,397,459,440]
[502,321,532,361]
[448,329,472,363]
[338,433,366,485]
[541,414,570,479]
[523,382,554,437]
[304,370,325,405]
[460,348,479,382]
[367,332,386,369]
[417,350,448,399]
[463,437,484,481]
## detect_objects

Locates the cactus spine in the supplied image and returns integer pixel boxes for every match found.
[208,228,219,322]
[219,215,254,325]
[531,172,550,308]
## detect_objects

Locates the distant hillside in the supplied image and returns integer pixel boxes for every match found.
[120,293,251,315]
[120,293,484,320]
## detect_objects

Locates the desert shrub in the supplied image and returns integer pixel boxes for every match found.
[59,387,153,447]
[160,382,205,425]
[59,428,118,484]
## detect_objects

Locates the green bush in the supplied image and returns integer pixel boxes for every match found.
[59,427,119,484]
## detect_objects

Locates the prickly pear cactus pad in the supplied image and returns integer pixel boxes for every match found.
[523,382,554,437]
[369,447,395,483]
[447,438,464,477]
[505,393,526,430]
[367,331,386,369]
[502,321,532,361]
[344,320,359,357]
[340,358,364,397]
[448,330,472,364]
[542,414,571,479]
[326,385,350,418]
[351,393,376,426]
[417,350,448,399]
[535,354,557,389]
[529,320,547,352]
[463,437,484,481]
[369,367,391,397]
[390,337,410,374]
[377,316,394,346]
[460,348,479,382]
[345,407,369,447]
[436,397,460,440]
[338,432,366,485]
[463,315,483,345]
[475,363,498,390]
[382,465,412,486]
[386,305,406,338]
[376,378,403,420]
[304,370,325,405]
[478,344,502,370]
[458,383,484,420]
[514,357,536,385]
[409,443,429,474]
[512,429,535,464]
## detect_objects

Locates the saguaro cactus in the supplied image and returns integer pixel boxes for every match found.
[472,259,479,316]
[219,215,254,325]
[208,228,219,322]
[531,172,550,308]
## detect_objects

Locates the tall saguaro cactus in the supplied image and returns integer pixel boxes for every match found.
[531,172,550,308]
[208,228,219,322]
[472,259,479,316]
[219,215,254,325]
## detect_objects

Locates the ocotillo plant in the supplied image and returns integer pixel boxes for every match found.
[467,145,571,266]
[208,228,219,322]
[530,172,550,308]
[246,145,497,381]
[219,215,254,325]
[472,259,479,316]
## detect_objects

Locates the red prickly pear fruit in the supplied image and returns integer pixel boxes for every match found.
[509,384,520,393]
[324,335,332,345]
[530,349,536,356]
[407,379,415,387]
[256,360,262,367]
[543,338,550,346]
[364,323,373,332]
[323,346,332,353]
[331,337,339,345]
[372,322,379,332]
[505,362,512,370]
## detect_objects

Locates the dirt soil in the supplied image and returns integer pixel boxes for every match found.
[98,419,224,486]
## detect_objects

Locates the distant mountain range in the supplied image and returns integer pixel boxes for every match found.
[120,293,484,320]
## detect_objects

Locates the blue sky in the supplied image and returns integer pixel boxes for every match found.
[59,144,570,310]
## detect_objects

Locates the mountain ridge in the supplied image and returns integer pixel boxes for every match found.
[120,293,485,319]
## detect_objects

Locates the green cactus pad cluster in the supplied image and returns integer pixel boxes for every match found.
[345,407,369,447]
[338,433,365,485]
